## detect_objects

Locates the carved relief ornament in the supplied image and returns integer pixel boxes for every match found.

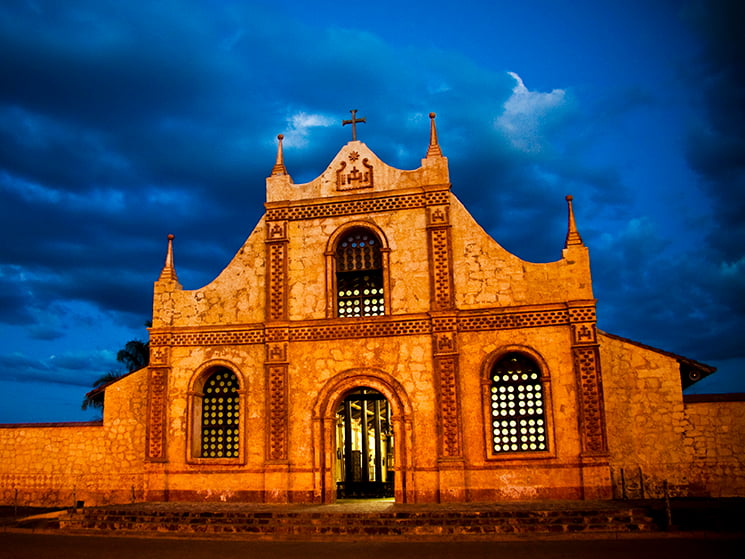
[336,157,374,191]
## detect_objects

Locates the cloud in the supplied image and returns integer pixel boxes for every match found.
[0,0,742,421]
[0,347,116,388]
[681,0,745,261]
[496,72,570,154]
[591,213,744,362]
[282,112,337,148]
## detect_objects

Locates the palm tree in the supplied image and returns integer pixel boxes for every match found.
[81,332,151,412]
[116,340,150,373]
[81,370,124,411]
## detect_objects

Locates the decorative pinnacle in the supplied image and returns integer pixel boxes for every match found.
[426,112,442,157]
[271,134,287,176]
[158,233,180,282]
[564,195,584,248]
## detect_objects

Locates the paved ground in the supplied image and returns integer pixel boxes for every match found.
[1,532,744,559]
[8,497,739,532]
[0,499,745,548]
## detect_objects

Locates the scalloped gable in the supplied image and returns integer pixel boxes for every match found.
[266,140,449,203]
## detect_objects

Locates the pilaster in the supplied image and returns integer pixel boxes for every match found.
[263,216,290,499]
[265,217,289,322]
[145,366,169,462]
[568,301,609,457]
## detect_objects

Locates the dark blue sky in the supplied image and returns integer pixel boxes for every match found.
[1,0,743,422]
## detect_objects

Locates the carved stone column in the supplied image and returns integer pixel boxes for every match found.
[264,216,290,501]
[426,198,454,311]
[265,218,289,322]
[432,317,461,458]
[426,192,465,500]
[568,303,608,456]
[569,301,612,499]
[145,366,169,462]
[265,328,289,463]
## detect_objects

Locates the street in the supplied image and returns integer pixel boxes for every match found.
[1,532,743,559]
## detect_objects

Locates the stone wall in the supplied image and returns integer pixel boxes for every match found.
[450,197,594,308]
[600,332,745,497]
[0,368,147,507]
[4,136,741,507]
[144,144,609,503]
[682,394,745,497]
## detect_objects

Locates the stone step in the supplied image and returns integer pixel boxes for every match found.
[55,503,657,539]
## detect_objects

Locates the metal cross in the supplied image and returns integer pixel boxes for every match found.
[342,109,366,141]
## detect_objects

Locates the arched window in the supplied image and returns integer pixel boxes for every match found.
[197,368,240,459]
[335,227,385,317]
[489,352,548,454]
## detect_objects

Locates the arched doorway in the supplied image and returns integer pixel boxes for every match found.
[335,387,394,499]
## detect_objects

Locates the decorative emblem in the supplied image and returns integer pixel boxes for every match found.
[436,332,456,353]
[267,342,287,362]
[268,221,286,240]
[428,206,449,225]
[573,323,596,344]
[336,158,374,190]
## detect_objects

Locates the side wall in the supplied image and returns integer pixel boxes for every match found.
[0,369,148,507]
[682,395,745,497]
[600,333,745,497]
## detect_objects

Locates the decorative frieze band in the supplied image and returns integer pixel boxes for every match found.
[265,327,290,343]
[568,303,598,344]
[431,315,458,332]
[148,305,593,348]
[568,306,596,323]
[458,309,570,331]
[265,189,450,222]
[290,319,430,341]
[150,330,264,347]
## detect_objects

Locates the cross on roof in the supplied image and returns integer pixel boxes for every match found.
[342,109,366,141]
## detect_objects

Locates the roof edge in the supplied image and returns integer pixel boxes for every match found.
[684,393,745,403]
[598,330,717,373]
[0,420,103,429]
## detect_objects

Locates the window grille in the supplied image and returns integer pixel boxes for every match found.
[336,229,384,317]
[490,353,548,453]
[200,369,240,458]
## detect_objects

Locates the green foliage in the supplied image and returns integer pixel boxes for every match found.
[81,326,151,412]
[116,340,150,373]
[81,370,123,411]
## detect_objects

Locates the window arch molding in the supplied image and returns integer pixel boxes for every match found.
[325,221,391,318]
[186,360,247,465]
[480,345,556,460]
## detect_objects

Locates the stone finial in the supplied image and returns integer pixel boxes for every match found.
[426,112,443,157]
[158,234,180,283]
[564,195,584,248]
[271,134,288,176]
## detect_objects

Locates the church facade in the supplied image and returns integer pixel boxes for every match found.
[1,114,743,506]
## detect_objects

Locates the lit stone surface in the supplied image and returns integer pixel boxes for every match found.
[1,123,742,506]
